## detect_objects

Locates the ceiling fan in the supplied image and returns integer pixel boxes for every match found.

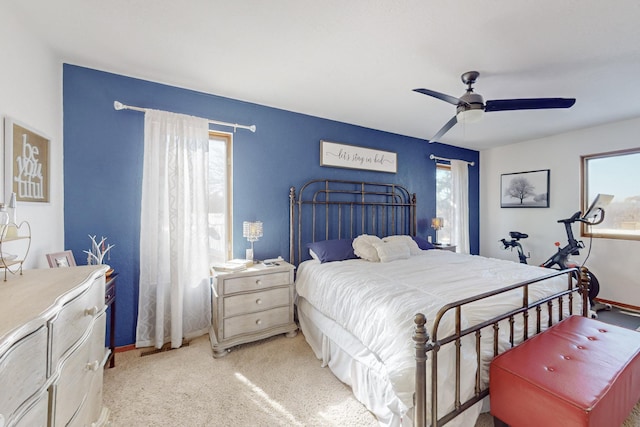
[413,71,576,143]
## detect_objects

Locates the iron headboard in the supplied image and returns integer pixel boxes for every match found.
[289,179,417,266]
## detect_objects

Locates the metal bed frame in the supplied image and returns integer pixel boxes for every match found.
[289,179,416,265]
[289,179,590,426]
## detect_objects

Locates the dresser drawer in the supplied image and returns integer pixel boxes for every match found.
[12,390,48,427]
[0,326,47,425]
[49,277,105,371]
[53,312,106,427]
[223,306,290,339]
[222,271,290,294]
[224,287,290,317]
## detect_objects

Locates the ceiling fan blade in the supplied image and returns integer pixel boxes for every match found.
[413,88,461,106]
[485,98,576,112]
[429,116,458,143]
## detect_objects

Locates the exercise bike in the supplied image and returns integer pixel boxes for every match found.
[501,195,614,314]
[500,231,530,264]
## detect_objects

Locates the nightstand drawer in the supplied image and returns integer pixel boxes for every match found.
[224,287,290,317]
[223,271,290,294]
[223,306,290,339]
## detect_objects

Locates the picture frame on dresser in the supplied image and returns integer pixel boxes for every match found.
[3,117,51,203]
[46,250,77,268]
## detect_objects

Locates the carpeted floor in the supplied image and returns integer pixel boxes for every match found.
[104,331,640,426]
[595,305,640,331]
[104,333,377,426]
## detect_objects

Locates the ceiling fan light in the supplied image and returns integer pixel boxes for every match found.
[457,108,484,123]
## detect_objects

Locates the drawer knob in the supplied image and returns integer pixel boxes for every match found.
[255,319,262,325]
[84,306,99,316]
[255,279,262,286]
[86,360,100,371]
[256,298,262,305]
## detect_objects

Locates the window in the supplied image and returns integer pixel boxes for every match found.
[208,132,233,263]
[435,164,452,244]
[581,148,640,240]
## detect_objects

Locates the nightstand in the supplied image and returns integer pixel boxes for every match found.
[209,261,297,357]
[433,244,456,252]
[105,272,117,368]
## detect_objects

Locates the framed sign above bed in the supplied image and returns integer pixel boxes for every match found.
[320,140,397,173]
[501,169,550,208]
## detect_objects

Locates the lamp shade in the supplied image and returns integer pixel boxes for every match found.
[243,221,263,242]
[456,108,483,124]
[431,217,444,230]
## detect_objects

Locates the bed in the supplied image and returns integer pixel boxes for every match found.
[289,179,589,427]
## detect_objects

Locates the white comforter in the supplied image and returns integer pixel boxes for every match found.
[295,250,580,425]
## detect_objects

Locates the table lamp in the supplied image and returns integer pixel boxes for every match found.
[243,221,263,261]
[431,217,444,244]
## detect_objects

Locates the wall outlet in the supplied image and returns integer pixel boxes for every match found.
[427,235,432,243]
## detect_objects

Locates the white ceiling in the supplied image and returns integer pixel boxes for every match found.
[7,0,640,150]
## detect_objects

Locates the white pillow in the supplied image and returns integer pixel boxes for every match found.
[352,234,382,262]
[372,240,411,263]
[383,235,422,256]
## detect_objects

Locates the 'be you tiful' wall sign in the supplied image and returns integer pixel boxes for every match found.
[4,118,50,203]
[320,140,397,173]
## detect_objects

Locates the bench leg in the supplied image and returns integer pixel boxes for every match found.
[493,416,509,427]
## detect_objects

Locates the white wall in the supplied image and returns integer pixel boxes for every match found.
[0,6,63,268]
[481,118,640,306]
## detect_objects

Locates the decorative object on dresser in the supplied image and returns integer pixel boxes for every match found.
[242,221,263,261]
[209,261,297,357]
[0,265,110,426]
[84,235,115,265]
[0,219,31,281]
[46,250,77,268]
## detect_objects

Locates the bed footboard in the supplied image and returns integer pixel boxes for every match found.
[413,267,590,427]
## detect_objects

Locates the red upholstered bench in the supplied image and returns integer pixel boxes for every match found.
[490,315,640,427]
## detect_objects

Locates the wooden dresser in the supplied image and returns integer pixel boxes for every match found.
[209,262,297,357]
[0,265,109,427]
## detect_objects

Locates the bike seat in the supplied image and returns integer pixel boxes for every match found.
[509,231,528,240]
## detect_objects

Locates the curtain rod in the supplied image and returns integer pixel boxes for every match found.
[429,154,475,166]
[113,101,256,133]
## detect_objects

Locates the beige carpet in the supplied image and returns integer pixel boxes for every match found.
[104,333,640,426]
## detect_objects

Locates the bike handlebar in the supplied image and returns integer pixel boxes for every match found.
[557,208,606,226]
[557,211,582,224]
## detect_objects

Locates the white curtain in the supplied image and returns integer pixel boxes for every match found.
[136,110,211,349]
[450,160,470,254]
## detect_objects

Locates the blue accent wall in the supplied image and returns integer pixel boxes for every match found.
[63,64,479,347]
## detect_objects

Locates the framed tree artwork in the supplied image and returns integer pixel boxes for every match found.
[501,169,550,208]
[3,117,50,203]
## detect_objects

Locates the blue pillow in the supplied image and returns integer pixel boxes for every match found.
[307,239,357,263]
[412,236,435,250]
